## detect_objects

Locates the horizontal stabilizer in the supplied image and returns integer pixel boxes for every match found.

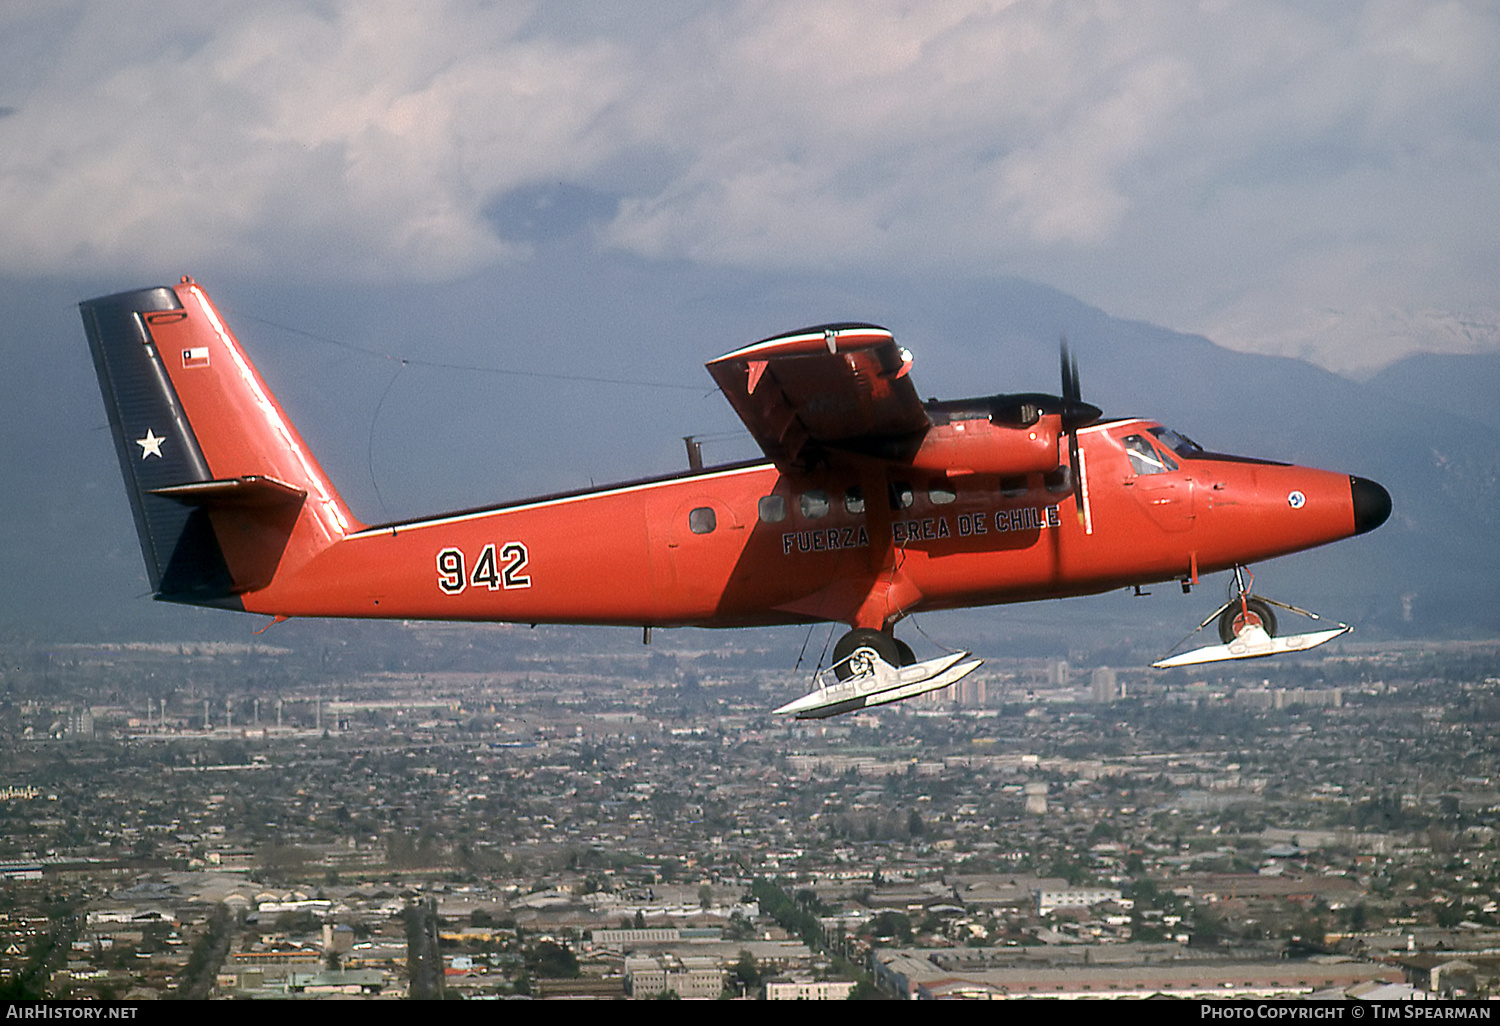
[1151,626,1349,669]
[150,476,307,509]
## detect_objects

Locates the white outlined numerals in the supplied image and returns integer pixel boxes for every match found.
[471,544,501,590]
[435,543,532,594]
[499,542,531,589]
[437,548,466,594]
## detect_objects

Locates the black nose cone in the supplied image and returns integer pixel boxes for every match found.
[1351,476,1391,535]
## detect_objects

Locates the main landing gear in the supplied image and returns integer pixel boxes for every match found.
[774,627,983,719]
[1152,566,1350,669]
[831,628,916,681]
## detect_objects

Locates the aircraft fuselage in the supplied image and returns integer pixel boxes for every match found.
[241,419,1382,634]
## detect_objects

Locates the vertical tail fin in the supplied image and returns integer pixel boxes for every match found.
[81,278,360,606]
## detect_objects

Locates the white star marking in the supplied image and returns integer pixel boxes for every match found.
[136,429,165,459]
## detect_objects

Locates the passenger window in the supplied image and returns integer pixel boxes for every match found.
[889,481,914,510]
[928,482,956,505]
[1123,434,1178,476]
[999,476,1028,498]
[800,490,830,519]
[688,507,717,534]
[758,495,787,523]
[844,486,865,515]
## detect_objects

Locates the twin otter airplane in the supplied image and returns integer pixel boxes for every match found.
[82,279,1390,717]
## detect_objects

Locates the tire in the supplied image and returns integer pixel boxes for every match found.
[893,639,917,667]
[832,629,900,681]
[1218,597,1278,644]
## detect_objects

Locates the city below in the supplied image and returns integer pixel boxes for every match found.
[1,622,1498,1001]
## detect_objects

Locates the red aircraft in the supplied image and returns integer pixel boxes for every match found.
[81,279,1390,716]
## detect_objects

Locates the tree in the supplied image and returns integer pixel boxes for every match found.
[1189,906,1225,948]
[527,941,579,979]
[728,950,762,997]
[173,904,235,1000]
[866,911,912,945]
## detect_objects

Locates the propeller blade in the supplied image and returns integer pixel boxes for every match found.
[1060,337,1092,524]
[1061,339,1078,403]
[1058,337,1099,431]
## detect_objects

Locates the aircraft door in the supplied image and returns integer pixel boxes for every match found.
[1120,433,1195,532]
[651,496,746,616]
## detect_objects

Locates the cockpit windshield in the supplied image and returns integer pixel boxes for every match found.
[1149,426,1205,459]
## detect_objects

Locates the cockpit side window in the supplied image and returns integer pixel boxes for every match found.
[1123,434,1178,476]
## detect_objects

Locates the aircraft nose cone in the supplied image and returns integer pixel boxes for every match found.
[1350,476,1391,535]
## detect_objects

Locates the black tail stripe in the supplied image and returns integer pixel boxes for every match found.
[81,288,235,600]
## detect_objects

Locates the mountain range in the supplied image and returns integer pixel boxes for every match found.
[2,263,1495,646]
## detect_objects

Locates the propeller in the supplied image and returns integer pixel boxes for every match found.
[1058,337,1100,524]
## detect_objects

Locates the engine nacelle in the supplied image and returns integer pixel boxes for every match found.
[907,415,1061,477]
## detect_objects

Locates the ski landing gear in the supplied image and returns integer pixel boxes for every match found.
[775,630,982,719]
[1152,566,1350,669]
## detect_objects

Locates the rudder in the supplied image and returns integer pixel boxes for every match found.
[81,279,360,606]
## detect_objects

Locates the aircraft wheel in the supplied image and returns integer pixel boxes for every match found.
[1218,597,1278,644]
[833,629,900,681]
[893,639,917,667]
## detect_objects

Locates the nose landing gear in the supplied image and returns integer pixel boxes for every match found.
[1219,595,1279,644]
[1153,566,1350,669]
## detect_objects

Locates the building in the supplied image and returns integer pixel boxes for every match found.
[624,954,723,1000]
[1036,887,1124,915]
[910,962,1397,999]
[765,975,857,1000]
[1091,667,1119,703]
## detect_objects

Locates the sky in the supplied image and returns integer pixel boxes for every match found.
[2,0,1496,376]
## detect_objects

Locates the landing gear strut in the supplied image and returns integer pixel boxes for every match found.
[1214,566,1279,643]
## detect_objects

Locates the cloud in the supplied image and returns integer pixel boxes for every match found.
[0,1,626,278]
[0,1,1494,369]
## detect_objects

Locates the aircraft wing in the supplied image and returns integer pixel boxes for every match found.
[706,323,931,470]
